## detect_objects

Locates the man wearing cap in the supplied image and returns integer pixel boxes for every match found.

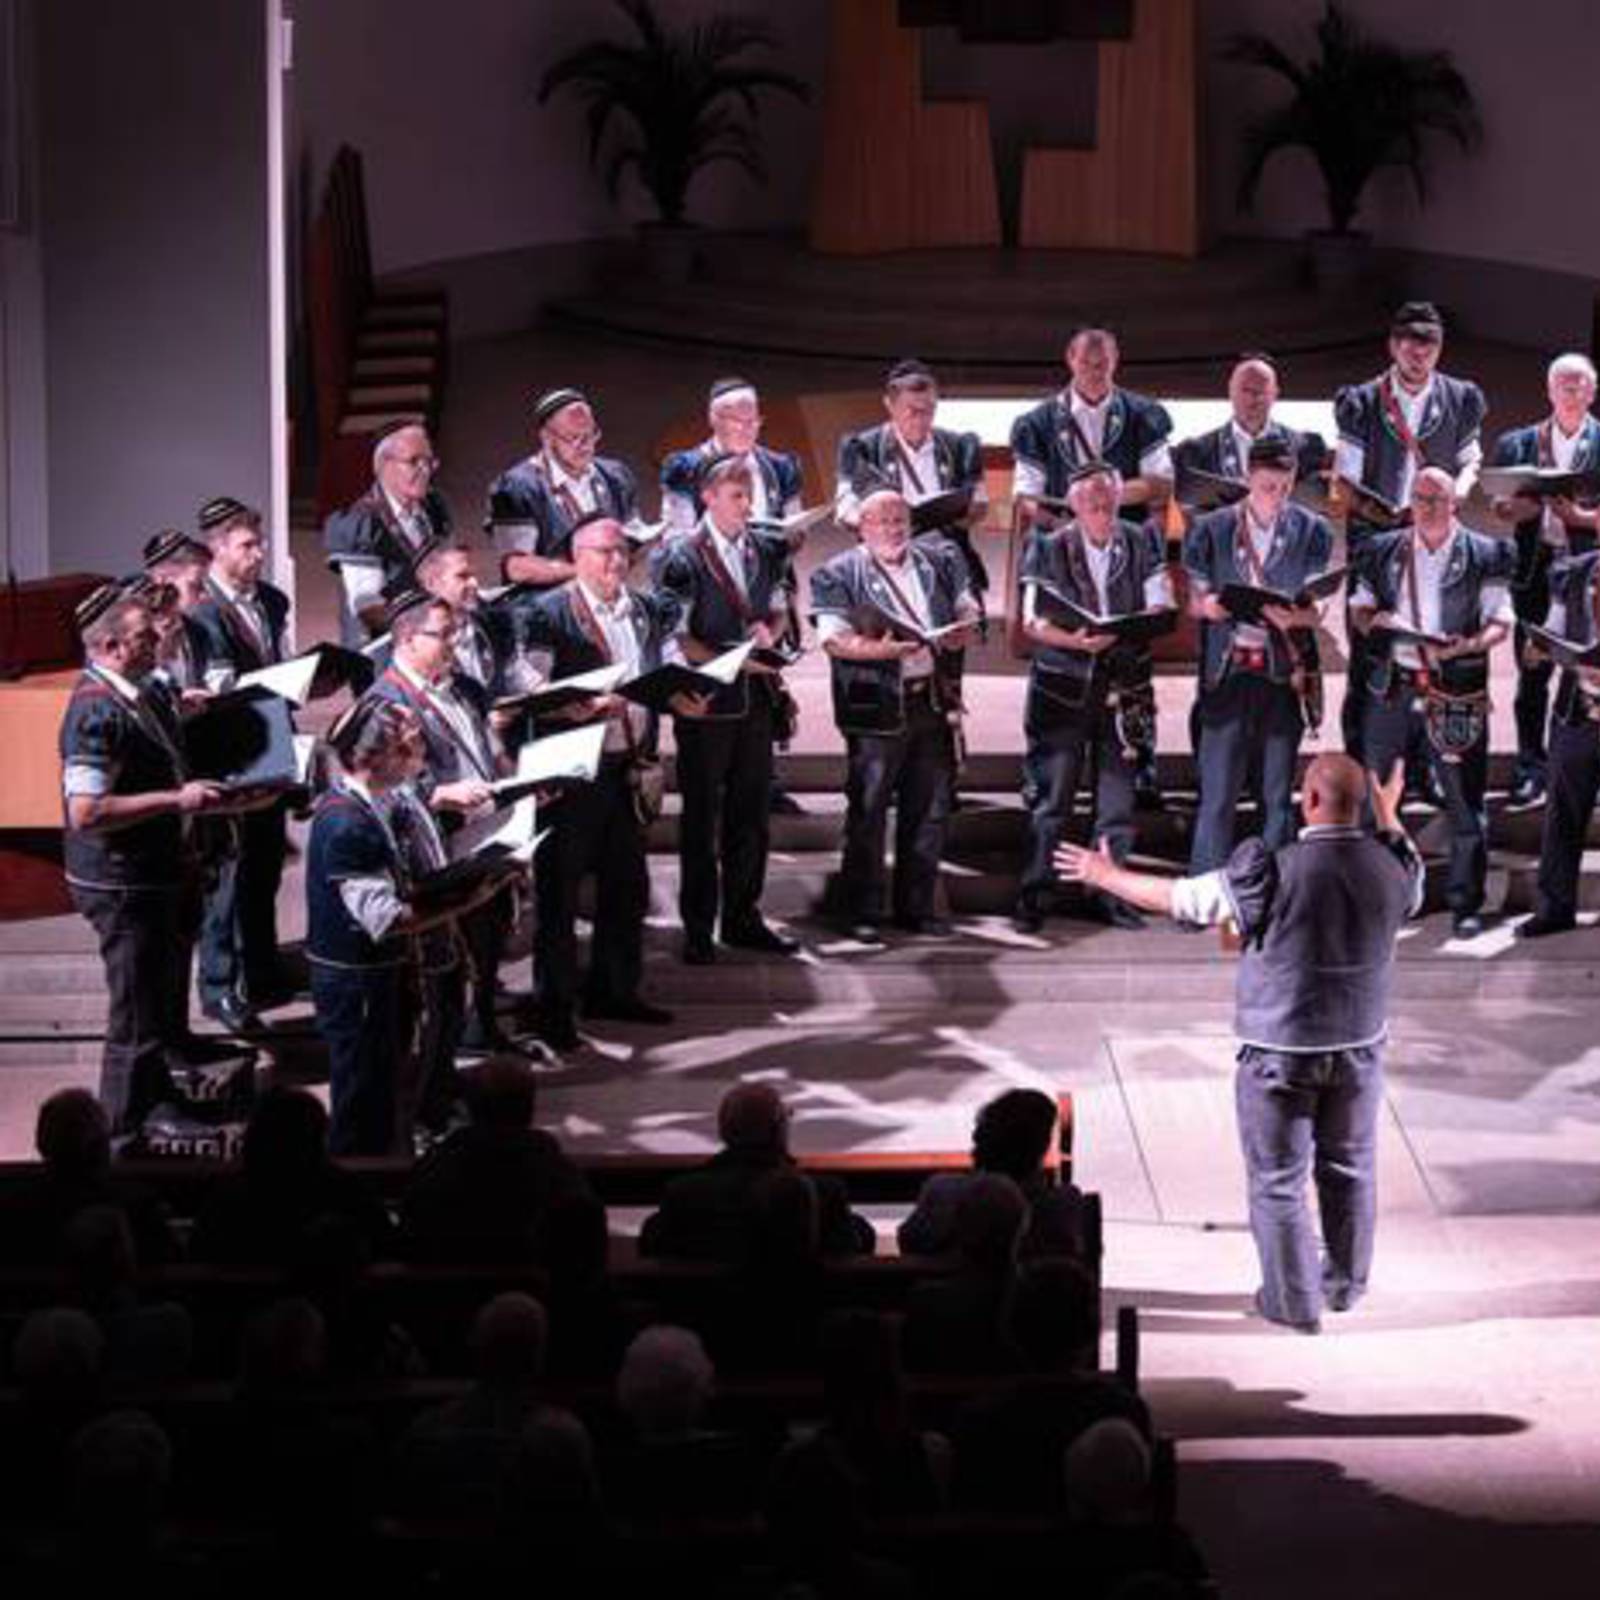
[324,422,452,644]
[1334,302,1486,757]
[1056,753,1423,1333]
[1488,353,1600,810]
[810,489,980,940]
[308,698,517,1155]
[367,590,515,1079]
[415,540,524,699]
[1011,329,1174,523]
[1184,438,1336,873]
[663,379,807,817]
[487,388,640,594]
[521,517,691,1046]
[657,454,798,962]
[187,498,295,1032]
[1518,537,1600,938]
[60,586,236,1144]
[1349,467,1513,937]
[662,377,805,533]
[1011,329,1174,807]
[1172,354,1328,501]
[140,531,215,699]
[1012,463,1173,933]
[836,358,989,606]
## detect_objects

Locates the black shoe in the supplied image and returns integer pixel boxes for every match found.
[894,915,955,938]
[682,934,717,966]
[582,995,675,1025]
[1507,773,1547,811]
[1451,911,1486,938]
[1011,900,1044,934]
[459,1018,532,1056]
[721,921,799,955]
[534,1012,582,1052]
[768,788,805,816]
[1095,898,1146,932]
[841,918,885,945]
[201,994,265,1034]
[1517,911,1577,940]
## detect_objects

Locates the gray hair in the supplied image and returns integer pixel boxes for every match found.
[1548,352,1598,387]
[616,1324,716,1436]
[81,596,147,657]
[372,423,430,477]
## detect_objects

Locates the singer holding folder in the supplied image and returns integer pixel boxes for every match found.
[811,489,979,941]
[521,515,691,1049]
[1184,437,1335,873]
[656,454,798,965]
[1012,463,1171,933]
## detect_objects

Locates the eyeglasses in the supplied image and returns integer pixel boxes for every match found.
[1413,491,1452,506]
[391,453,438,473]
[548,427,601,449]
[415,625,460,642]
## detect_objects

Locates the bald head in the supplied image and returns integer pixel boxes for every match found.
[1301,752,1367,826]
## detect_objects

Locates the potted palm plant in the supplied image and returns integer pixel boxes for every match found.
[539,0,809,284]
[1223,4,1482,291]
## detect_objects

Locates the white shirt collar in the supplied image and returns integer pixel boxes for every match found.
[891,427,936,458]
[92,662,143,703]
[338,772,377,806]
[210,571,256,605]
[1068,387,1112,417]
[577,578,632,620]
[1414,523,1459,563]
[1389,370,1433,413]
[544,453,591,495]
[395,656,446,694]
[383,486,426,526]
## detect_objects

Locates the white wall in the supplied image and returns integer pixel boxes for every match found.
[289,0,1599,314]
[289,0,827,274]
[1201,0,1600,280]
[37,0,274,576]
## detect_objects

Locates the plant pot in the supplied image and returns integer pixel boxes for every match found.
[637,220,702,287]
[1305,228,1374,294]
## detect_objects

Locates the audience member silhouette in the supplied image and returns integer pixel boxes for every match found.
[190,1086,392,1265]
[898,1087,1087,1261]
[639,1082,873,1261]
[952,1258,1150,1513]
[0,1088,177,1266]
[399,1054,592,1265]
[902,1172,1028,1374]
[605,1324,758,1520]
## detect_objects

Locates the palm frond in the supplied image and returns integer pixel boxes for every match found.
[538,0,808,222]
[1221,1,1481,234]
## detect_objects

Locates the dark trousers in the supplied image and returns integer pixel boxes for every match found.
[411,955,466,1136]
[1339,522,1386,761]
[461,889,514,1036]
[1236,1043,1384,1327]
[312,962,411,1156]
[1537,711,1600,920]
[1190,672,1304,873]
[198,805,287,1009]
[1019,689,1135,903]
[1511,555,1555,779]
[536,760,650,1020]
[1363,688,1488,913]
[840,688,955,922]
[70,883,185,1135]
[676,699,774,940]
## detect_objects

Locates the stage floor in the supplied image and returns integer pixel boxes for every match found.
[3,892,1600,1596]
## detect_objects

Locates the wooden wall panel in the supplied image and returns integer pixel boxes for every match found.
[810,0,1000,253]
[1019,0,1200,255]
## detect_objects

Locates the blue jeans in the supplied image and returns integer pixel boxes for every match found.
[1234,1043,1384,1326]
